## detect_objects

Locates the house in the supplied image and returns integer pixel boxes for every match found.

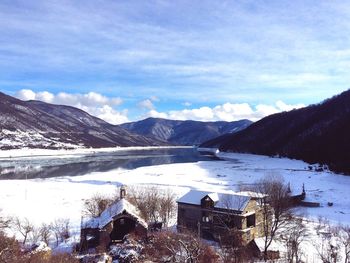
[80,186,148,252]
[177,190,266,245]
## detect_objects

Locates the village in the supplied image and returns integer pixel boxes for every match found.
[0,179,303,262]
[75,179,313,262]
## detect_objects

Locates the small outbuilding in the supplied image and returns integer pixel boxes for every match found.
[80,187,147,252]
[249,237,283,260]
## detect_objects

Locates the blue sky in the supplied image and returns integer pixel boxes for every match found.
[1,0,349,123]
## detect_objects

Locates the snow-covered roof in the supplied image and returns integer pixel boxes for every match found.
[83,198,147,229]
[235,191,267,199]
[177,190,251,212]
[254,237,285,252]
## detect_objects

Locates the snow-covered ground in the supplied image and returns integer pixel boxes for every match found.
[0,129,84,149]
[0,151,349,261]
[1,151,349,226]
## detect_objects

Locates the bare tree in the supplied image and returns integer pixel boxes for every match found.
[334,225,350,263]
[52,218,70,247]
[39,223,52,245]
[250,174,293,260]
[83,193,114,218]
[143,231,219,263]
[128,186,176,224]
[0,210,11,231]
[159,189,176,226]
[12,217,34,245]
[315,220,340,263]
[29,226,42,244]
[281,217,308,263]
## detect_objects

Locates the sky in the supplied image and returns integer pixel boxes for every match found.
[1,0,350,124]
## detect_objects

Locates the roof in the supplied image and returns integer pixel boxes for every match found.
[254,237,285,252]
[83,198,148,229]
[177,190,251,212]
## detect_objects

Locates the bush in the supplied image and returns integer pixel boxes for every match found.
[142,231,219,263]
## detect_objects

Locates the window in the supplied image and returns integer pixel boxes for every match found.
[246,229,251,241]
[202,211,211,222]
[246,214,255,227]
[202,216,209,222]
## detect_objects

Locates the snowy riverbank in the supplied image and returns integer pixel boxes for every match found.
[1,152,349,227]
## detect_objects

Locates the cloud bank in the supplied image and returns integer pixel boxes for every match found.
[147,101,305,122]
[15,89,304,124]
[15,89,128,125]
[1,1,349,105]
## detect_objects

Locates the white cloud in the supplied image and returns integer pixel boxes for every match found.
[16,89,36,100]
[138,99,155,110]
[15,89,128,124]
[85,105,129,125]
[149,96,159,102]
[148,109,168,119]
[168,106,214,121]
[145,101,305,122]
[275,100,305,112]
[36,91,55,103]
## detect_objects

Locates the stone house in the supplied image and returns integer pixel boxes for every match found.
[177,190,267,245]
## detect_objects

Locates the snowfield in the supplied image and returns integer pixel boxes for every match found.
[0,150,349,261]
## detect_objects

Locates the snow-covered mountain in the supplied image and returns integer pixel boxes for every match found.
[120,117,252,146]
[0,92,165,149]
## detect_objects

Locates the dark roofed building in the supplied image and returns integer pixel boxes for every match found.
[80,187,147,252]
[177,190,266,245]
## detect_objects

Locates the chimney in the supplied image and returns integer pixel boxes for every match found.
[120,185,127,199]
[301,183,306,200]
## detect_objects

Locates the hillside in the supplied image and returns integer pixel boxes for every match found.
[120,117,252,146]
[201,90,350,174]
[0,92,165,149]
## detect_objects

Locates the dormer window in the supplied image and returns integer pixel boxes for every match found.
[201,196,213,208]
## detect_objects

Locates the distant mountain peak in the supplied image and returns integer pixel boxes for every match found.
[120,118,252,146]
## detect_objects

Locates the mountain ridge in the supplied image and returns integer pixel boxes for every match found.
[0,92,166,149]
[120,117,252,146]
[201,90,350,175]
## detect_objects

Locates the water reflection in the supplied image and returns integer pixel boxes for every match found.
[0,148,219,180]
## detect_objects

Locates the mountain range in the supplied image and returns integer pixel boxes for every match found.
[0,92,251,149]
[201,89,350,175]
[0,92,164,149]
[120,118,252,146]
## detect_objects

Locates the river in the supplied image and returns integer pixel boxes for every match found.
[0,147,219,179]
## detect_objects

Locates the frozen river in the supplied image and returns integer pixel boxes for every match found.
[0,147,219,179]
